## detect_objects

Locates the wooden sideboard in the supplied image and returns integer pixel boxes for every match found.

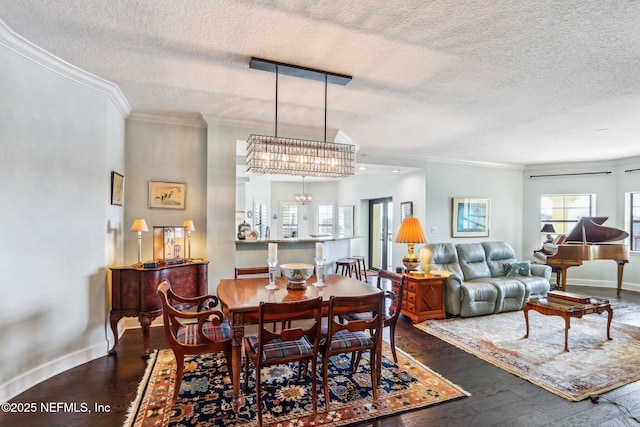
[398,273,446,322]
[109,261,208,357]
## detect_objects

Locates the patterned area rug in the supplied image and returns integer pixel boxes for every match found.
[415,309,640,401]
[125,344,469,426]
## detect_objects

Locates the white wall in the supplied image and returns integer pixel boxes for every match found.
[124,118,208,265]
[0,26,128,401]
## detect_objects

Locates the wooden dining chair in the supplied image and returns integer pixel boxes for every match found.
[234,266,269,279]
[157,279,233,403]
[243,296,324,425]
[320,292,384,412]
[345,270,405,364]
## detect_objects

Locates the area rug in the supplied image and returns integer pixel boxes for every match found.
[415,309,640,401]
[124,343,469,426]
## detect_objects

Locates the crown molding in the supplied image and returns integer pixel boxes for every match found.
[128,111,207,128]
[0,19,131,117]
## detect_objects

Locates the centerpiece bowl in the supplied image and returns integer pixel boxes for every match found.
[280,263,314,289]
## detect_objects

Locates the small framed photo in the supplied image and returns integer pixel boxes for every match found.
[452,197,490,237]
[111,171,124,206]
[149,181,186,209]
[401,201,413,220]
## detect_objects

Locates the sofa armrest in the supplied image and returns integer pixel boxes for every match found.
[443,274,463,316]
[530,263,551,281]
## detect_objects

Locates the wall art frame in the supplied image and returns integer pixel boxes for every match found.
[452,197,490,237]
[400,201,413,220]
[111,171,124,206]
[148,181,186,210]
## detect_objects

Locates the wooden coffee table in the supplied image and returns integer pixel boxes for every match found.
[523,290,613,352]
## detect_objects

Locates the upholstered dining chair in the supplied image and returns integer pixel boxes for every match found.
[157,279,233,403]
[243,296,324,426]
[320,292,384,412]
[345,270,405,364]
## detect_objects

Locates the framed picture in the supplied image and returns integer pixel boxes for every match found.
[110,171,124,206]
[149,181,186,209]
[452,198,490,237]
[400,201,413,220]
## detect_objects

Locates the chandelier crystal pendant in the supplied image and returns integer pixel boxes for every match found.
[246,58,356,178]
[294,176,313,205]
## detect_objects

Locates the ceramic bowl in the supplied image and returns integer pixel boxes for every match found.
[280,263,314,286]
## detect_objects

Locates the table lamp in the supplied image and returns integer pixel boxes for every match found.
[541,224,556,243]
[395,215,427,271]
[130,218,149,265]
[182,220,195,259]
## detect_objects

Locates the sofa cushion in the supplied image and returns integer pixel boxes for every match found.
[456,243,491,280]
[478,278,526,313]
[419,243,465,277]
[504,261,531,277]
[460,282,498,317]
[482,241,517,277]
[519,275,551,300]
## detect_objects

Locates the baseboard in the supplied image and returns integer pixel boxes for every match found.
[0,342,105,403]
[565,279,640,294]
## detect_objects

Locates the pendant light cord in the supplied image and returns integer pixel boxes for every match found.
[274,64,279,138]
[324,73,327,143]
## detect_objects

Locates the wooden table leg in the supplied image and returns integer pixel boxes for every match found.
[523,305,530,339]
[230,314,245,412]
[562,315,571,352]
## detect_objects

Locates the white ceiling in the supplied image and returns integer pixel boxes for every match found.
[3,1,640,167]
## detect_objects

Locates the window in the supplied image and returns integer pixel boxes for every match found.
[627,192,640,251]
[281,203,298,238]
[317,203,334,235]
[253,199,268,239]
[540,194,595,236]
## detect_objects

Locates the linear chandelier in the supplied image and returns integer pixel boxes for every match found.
[246,57,356,178]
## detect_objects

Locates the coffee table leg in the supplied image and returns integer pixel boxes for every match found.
[563,315,570,352]
[605,306,613,341]
[523,306,530,339]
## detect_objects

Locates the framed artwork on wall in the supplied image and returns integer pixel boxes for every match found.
[452,197,490,237]
[149,181,186,209]
[400,201,413,220]
[111,171,124,206]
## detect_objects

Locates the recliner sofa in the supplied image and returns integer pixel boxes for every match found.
[419,241,551,317]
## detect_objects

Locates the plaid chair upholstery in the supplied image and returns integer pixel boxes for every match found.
[177,320,231,345]
[246,335,313,362]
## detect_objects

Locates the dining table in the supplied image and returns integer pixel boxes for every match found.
[217,273,383,412]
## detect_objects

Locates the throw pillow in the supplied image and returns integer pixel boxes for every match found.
[504,261,531,277]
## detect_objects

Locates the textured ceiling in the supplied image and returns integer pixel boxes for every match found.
[2,1,640,167]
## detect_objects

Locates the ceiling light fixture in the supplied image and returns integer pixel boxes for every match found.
[246,57,356,178]
[294,176,313,205]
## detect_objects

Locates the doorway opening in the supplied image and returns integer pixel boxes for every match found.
[368,197,393,272]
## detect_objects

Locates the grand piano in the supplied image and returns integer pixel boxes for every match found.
[533,217,629,295]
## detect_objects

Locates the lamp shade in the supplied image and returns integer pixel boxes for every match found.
[130,218,149,232]
[182,220,195,232]
[540,224,556,233]
[395,216,427,244]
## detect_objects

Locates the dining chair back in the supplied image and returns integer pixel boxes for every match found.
[234,266,269,279]
[377,270,405,363]
[321,292,384,411]
[243,296,324,425]
[157,279,233,403]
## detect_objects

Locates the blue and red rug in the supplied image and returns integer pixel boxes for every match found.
[125,343,468,426]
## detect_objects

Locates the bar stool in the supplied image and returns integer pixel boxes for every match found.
[335,258,360,280]
[348,256,368,282]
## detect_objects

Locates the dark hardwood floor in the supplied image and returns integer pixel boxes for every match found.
[2,285,639,427]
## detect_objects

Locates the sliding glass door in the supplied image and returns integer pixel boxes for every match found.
[368,197,393,271]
